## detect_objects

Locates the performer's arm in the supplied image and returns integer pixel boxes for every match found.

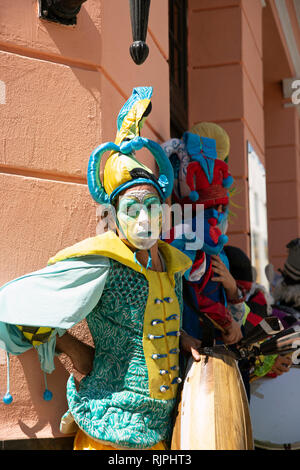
[55,331,95,376]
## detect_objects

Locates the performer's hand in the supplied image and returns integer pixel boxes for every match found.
[270,355,292,376]
[56,332,95,376]
[221,319,243,345]
[180,330,202,362]
[211,255,238,301]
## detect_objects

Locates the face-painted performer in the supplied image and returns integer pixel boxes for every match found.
[0,87,199,450]
[162,123,242,345]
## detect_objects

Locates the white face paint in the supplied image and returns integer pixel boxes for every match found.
[116,188,162,251]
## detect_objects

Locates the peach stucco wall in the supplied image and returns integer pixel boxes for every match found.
[187,0,265,257]
[0,0,170,440]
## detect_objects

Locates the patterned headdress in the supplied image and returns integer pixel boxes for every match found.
[87,87,174,205]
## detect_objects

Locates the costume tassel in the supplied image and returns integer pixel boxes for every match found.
[3,352,13,404]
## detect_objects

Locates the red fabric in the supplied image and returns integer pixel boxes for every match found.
[236,280,252,293]
[209,224,222,244]
[185,159,232,208]
[227,280,251,304]
[251,290,267,306]
[194,255,212,291]
[190,251,205,276]
[195,187,228,205]
[208,218,217,226]
[163,226,175,244]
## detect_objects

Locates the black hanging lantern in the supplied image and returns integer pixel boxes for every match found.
[39,0,87,25]
[129,0,151,65]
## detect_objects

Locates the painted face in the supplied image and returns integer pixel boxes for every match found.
[117,188,162,251]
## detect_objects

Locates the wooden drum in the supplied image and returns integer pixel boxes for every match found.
[171,352,254,450]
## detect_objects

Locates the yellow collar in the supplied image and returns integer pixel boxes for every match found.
[48,231,191,284]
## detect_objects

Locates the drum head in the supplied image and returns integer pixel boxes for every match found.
[250,366,300,450]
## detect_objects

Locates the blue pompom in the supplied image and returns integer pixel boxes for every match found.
[43,389,53,401]
[3,393,13,405]
[189,191,199,202]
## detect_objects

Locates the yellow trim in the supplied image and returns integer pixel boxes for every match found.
[142,270,181,400]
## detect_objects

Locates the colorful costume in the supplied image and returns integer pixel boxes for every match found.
[162,123,234,339]
[0,87,192,449]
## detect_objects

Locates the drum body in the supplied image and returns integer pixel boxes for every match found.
[250,366,300,450]
[171,352,253,450]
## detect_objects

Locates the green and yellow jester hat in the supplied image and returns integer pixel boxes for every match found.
[87,87,174,205]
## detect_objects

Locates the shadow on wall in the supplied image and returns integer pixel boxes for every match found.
[2,341,85,440]
[17,320,93,439]
[16,350,71,438]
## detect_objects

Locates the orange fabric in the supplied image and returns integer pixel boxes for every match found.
[73,429,168,451]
